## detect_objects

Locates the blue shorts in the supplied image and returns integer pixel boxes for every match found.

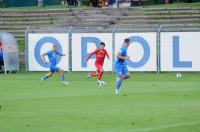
[114,64,128,77]
[50,66,59,73]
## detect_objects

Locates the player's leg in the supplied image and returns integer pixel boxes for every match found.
[122,65,130,80]
[115,66,123,94]
[86,63,99,79]
[91,71,99,77]
[95,64,104,86]
[40,72,53,84]
[86,71,99,80]
[114,65,130,94]
[58,67,69,85]
[98,65,105,86]
[98,65,103,80]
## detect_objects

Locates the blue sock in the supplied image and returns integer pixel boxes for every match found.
[42,75,48,80]
[60,75,64,81]
[115,79,123,90]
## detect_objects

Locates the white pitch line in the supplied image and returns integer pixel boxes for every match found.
[129,121,200,132]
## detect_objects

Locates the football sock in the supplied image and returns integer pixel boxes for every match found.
[98,71,103,80]
[115,79,123,90]
[60,75,64,81]
[42,75,49,80]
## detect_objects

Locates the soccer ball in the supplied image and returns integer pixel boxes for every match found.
[97,81,105,87]
[101,81,106,86]
[176,73,182,78]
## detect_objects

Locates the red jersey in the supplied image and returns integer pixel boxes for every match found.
[86,48,110,65]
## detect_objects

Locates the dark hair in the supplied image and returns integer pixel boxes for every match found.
[124,38,130,43]
[100,42,105,47]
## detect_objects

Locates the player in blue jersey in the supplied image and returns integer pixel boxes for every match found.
[114,38,130,94]
[40,45,69,85]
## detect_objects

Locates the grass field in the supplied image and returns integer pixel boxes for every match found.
[0,72,200,132]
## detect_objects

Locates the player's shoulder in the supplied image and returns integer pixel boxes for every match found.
[103,49,107,52]
[46,50,52,54]
[95,48,101,52]
[120,47,126,52]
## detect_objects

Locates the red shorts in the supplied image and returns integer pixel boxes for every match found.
[95,63,103,72]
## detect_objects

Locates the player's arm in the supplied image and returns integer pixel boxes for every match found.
[41,53,48,64]
[85,51,96,62]
[57,52,65,57]
[105,50,110,59]
[116,50,129,60]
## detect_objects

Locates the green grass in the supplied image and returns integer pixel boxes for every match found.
[0,72,200,132]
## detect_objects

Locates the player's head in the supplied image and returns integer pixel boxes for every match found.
[124,38,130,48]
[52,44,57,51]
[100,42,105,49]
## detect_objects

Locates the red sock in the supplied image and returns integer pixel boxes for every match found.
[98,71,103,80]
[91,72,98,77]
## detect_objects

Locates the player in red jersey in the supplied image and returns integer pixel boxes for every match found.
[85,42,110,87]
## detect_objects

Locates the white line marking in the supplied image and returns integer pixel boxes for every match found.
[129,121,200,132]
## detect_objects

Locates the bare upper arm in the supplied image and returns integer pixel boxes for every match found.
[41,53,46,56]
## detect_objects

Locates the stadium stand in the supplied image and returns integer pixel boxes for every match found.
[0,7,200,42]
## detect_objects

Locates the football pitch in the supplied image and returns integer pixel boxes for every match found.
[0,72,200,132]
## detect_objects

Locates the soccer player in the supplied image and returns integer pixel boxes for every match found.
[114,38,130,94]
[85,42,110,87]
[40,45,69,85]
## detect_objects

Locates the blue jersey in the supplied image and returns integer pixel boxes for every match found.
[115,45,127,66]
[45,50,61,67]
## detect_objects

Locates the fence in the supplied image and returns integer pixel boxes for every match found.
[25,25,200,72]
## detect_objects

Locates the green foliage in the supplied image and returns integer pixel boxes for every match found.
[81,0,91,6]
[0,0,5,7]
